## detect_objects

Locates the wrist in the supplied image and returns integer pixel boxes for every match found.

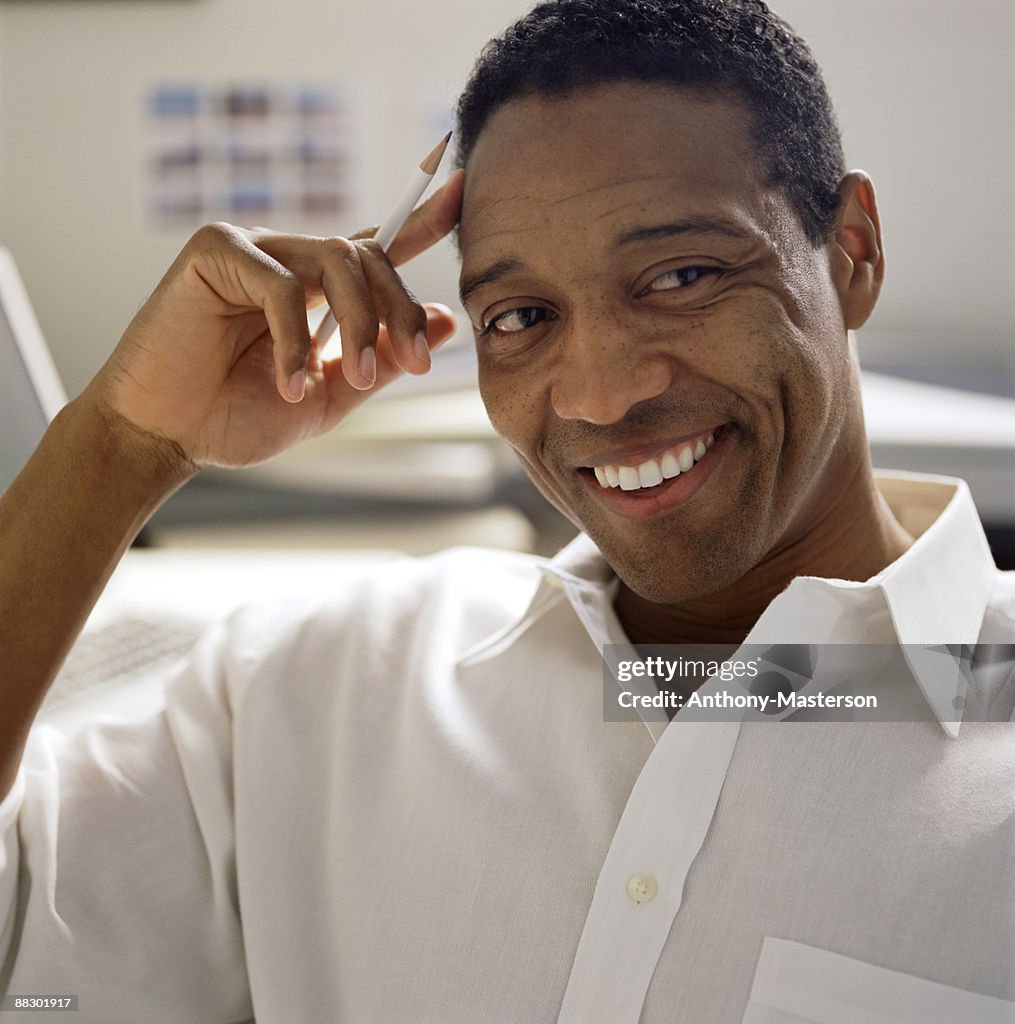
[58,390,200,526]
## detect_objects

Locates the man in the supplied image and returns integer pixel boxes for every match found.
[1,1,1012,1021]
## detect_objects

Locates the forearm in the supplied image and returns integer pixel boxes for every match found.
[0,392,195,798]
[0,208,462,803]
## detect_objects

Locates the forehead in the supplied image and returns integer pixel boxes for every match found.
[459,82,797,279]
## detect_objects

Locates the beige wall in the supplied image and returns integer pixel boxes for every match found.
[780,0,1015,376]
[0,0,525,395]
[0,0,1011,396]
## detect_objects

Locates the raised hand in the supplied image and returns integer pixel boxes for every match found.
[87,169,463,472]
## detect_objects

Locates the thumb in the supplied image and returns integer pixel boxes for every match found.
[385,169,465,267]
[421,302,457,349]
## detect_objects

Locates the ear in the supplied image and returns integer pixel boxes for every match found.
[828,171,885,330]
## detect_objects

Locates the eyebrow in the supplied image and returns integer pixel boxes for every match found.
[458,217,753,306]
[613,217,752,248]
[459,258,524,307]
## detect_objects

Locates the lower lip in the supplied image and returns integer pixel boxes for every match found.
[579,425,733,520]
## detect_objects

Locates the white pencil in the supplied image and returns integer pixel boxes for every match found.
[314,130,453,347]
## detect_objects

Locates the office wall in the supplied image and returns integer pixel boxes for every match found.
[780,0,1015,383]
[0,0,524,396]
[0,0,1011,397]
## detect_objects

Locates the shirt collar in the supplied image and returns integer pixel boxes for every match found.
[871,472,996,735]
[539,472,997,737]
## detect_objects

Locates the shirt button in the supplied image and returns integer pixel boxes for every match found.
[626,873,657,904]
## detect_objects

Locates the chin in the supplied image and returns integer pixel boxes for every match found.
[587,525,755,606]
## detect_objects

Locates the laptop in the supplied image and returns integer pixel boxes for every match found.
[0,248,67,495]
[0,247,209,723]
[0,247,402,730]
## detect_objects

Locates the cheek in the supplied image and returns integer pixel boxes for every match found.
[738,283,857,502]
[477,357,544,456]
[681,296,789,426]
[785,288,855,440]
[478,357,587,528]
[480,352,589,507]
[722,281,843,395]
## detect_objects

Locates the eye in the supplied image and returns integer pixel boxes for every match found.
[481,306,554,336]
[642,265,719,293]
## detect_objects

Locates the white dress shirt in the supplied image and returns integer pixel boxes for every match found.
[1,471,1013,1023]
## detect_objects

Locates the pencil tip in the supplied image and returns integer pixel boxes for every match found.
[420,130,454,175]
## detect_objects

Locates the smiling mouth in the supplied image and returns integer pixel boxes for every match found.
[585,425,723,492]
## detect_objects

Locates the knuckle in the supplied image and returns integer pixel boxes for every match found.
[348,224,380,242]
[355,237,386,261]
[276,266,302,291]
[191,221,238,248]
[400,279,422,306]
[398,296,427,329]
[321,236,358,265]
[398,283,426,319]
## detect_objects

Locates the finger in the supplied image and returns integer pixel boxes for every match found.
[264,280,315,403]
[383,169,464,267]
[315,304,459,431]
[241,224,455,390]
[191,224,313,403]
[419,302,457,351]
[360,303,457,393]
[356,240,431,375]
[315,237,380,390]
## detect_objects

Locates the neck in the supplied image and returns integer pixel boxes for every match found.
[614,466,915,645]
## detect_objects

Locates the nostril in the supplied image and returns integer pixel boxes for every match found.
[550,357,673,424]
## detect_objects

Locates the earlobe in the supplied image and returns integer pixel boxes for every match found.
[830,171,885,330]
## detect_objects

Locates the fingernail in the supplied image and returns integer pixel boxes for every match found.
[413,331,431,368]
[358,346,376,386]
[286,369,306,402]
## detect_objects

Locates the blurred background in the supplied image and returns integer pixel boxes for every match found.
[1,0,1013,562]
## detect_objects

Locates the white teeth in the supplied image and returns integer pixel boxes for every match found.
[619,466,641,491]
[638,460,663,487]
[591,429,719,491]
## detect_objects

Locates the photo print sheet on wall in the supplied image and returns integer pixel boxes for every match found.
[144,81,374,236]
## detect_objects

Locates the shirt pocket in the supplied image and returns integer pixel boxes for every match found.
[741,937,1015,1024]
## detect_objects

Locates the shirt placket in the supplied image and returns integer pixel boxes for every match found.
[556,714,741,1023]
[550,576,833,1023]
[547,569,874,1023]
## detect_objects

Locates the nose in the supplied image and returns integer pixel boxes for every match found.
[549,312,673,425]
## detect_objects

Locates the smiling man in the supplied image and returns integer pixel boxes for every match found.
[458,79,913,643]
[1,1,1013,1022]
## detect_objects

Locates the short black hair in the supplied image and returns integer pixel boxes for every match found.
[455,0,845,246]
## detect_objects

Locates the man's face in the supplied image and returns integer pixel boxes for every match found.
[459,83,863,604]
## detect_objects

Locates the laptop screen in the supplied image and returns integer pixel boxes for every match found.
[0,299,52,494]
[0,249,67,496]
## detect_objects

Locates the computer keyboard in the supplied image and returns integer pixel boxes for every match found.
[43,614,208,712]
[35,547,405,725]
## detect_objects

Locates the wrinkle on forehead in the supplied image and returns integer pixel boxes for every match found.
[463,184,784,264]
[497,172,692,209]
[459,85,815,270]
[465,172,702,226]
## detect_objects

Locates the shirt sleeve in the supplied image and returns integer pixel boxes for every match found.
[0,622,253,1024]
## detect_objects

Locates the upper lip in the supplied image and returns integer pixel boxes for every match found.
[573,424,726,469]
